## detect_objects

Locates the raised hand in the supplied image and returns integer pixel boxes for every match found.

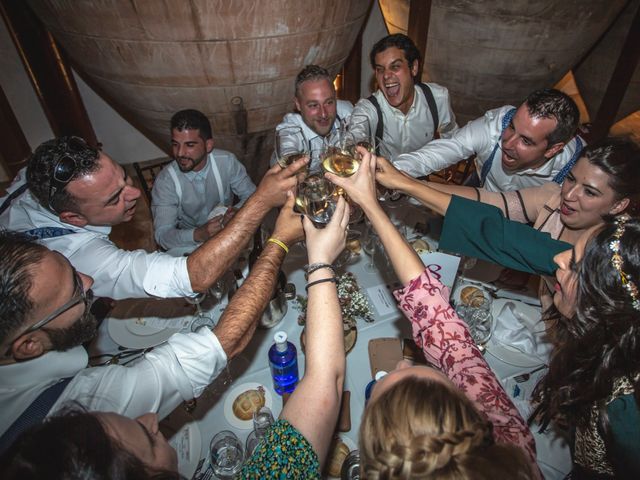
[255,156,309,209]
[304,195,350,265]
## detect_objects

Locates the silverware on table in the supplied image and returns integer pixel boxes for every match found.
[514,364,547,383]
[89,347,154,366]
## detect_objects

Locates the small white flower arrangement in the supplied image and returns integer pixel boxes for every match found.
[296,272,374,329]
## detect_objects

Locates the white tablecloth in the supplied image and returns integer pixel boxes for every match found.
[90,201,571,479]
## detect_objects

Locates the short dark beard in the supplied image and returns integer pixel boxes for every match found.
[176,153,206,173]
[44,309,98,351]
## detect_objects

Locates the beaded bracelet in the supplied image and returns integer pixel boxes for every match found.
[267,237,289,254]
[305,262,336,277]
[305,277,337,291]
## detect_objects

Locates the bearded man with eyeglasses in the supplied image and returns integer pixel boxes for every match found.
[0,136,306,299]
[0,187,303,449]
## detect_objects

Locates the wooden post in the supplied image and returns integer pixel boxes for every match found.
[341,23,364,104]
[0,1,97,146]
[408,0,432,79]
[589,2,640,141]
[0,84,30,178]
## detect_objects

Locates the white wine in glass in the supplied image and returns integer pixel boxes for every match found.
[321,147,360,177]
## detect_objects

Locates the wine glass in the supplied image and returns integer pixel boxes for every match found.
[347,114,374,153]
[321,131,361,179]
[275,126,309,169]
[297,174,337,226]
[363,229,388,273]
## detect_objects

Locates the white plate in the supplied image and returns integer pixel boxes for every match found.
[107,318,184,349]
[223,382,274,430]
[167,421,202,479]
[486,299,545,368]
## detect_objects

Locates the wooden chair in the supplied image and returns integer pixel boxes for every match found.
[428,156,475,185]
[133,158,172,205]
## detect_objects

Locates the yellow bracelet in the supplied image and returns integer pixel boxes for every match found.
[267,237,289,254]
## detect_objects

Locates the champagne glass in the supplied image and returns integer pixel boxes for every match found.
[298,174,337,226]
[275,126,308,168]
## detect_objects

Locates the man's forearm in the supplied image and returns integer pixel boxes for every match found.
[213,242,285,358]
[187,193,269,292]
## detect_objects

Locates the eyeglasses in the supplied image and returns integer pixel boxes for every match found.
[4,268,94,356]
[47,136,98,211]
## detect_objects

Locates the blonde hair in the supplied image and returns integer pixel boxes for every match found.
[359,377,534,479]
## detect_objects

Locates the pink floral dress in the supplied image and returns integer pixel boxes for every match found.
[394,268,540,474]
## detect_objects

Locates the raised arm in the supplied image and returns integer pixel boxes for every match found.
[328,149,424,285]
[213,193,304,358]
[187,157,307,292]
[279,197,350,466]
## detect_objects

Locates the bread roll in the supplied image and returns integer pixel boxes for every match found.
[411,238,431,253]
[460,286,486,308]
[232,387,266,421]
[326,437,350,477]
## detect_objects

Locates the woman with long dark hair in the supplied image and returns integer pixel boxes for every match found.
[531,215,640,478]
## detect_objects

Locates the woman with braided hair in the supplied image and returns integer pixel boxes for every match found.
[329,148,539,479]
[530,215,640,478]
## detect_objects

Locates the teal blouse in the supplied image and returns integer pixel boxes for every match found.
[439,195,571,276]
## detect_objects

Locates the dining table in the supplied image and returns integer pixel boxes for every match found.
[88,199,572,479]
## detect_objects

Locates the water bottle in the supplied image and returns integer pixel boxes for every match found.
[268,331,299,395]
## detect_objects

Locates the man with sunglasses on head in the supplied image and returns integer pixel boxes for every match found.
[0,196,303,448]
[0,136,306,299]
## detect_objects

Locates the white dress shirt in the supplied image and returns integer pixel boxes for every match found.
[151,150,256,251]
[0,328,227,436]
[270,99,354,169]
[0,190,193,299]
[395,105,585,192]
[351,82,458,160]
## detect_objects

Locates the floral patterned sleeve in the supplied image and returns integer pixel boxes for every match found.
[393,268,539,469]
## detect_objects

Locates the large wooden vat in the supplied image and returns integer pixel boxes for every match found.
[378,0,625,125]
[573,0,640,124]
[26,0,372,177]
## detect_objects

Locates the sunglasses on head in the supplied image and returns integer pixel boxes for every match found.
[47,136,98,211]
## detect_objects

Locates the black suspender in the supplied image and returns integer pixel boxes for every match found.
[367,83,439,155]
[0,377,73,454]
[418,82,439,133]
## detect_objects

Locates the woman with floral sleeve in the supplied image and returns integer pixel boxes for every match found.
[329,147,539,479]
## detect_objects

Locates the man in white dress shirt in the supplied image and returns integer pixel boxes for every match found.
[394,88,584,192]
[271,65,353,169]
[152,109,256,252]
[0,200,302,446]
[351,33,458,160]
[0,136,305,299]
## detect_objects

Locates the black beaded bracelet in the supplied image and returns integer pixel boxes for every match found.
[305,277,337,292]
[305,262,336,277]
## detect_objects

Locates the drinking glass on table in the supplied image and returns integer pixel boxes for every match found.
[245,406,275,456]
[210,430,244,479]
[275,126,309,168]
[363,229,388,273]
